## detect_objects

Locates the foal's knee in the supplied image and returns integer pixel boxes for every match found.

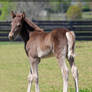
[33,74,38,83]
[28,73,33,83]
[62,68,69,81]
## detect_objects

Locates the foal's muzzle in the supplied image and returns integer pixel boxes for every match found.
[8,32,14,40]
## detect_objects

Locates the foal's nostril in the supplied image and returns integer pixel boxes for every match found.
[8,33,14,40]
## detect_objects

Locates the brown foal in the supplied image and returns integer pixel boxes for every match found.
[8,11,79,92]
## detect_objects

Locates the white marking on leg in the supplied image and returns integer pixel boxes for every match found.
[72,65,79,92]
[27,72,33,92]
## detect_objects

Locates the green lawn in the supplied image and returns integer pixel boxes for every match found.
[0,41,92,92]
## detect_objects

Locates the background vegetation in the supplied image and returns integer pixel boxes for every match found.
[66,4,82,20]
[0,0,92,20]
[0,1,15,21]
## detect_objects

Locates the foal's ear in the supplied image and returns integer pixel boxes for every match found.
[11,11,16,18]
[22,12,25,18]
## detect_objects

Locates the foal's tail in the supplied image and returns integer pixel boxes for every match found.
[66,31,75,61]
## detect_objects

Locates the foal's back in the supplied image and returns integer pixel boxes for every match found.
[29,28,68,42]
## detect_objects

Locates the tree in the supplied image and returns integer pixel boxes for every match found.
[16,2,49,20]
[0,1,15,20]
[66,4,82,20]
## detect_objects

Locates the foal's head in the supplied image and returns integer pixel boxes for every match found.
[9,11,25,40]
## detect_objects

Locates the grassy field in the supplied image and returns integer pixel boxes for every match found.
[0,41,92,92]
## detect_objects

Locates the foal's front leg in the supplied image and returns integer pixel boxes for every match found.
[27,57,40,92]
[27,69,33,92]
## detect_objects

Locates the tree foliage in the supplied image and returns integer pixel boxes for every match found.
[0,2,16,21]
[66,4,82,20]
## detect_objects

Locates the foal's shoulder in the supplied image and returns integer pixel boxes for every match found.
[29,31,48,38]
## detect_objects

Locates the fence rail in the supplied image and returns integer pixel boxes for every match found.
[0,20,92,41]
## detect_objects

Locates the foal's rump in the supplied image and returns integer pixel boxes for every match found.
[51,28,75,59]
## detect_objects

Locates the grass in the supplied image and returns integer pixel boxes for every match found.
[0,41,92,92]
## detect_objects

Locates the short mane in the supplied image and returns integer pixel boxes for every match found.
[20,17,44,43]
[24,18,44,32]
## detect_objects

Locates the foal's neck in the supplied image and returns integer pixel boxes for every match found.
[20,28,30,43]
[20,20,34,43]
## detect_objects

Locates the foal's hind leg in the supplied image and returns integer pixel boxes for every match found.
[57,54,69,92]
[68,57,79,92]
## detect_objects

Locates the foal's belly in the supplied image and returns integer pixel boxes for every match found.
[42,52,54,58]
[37,47,53,58]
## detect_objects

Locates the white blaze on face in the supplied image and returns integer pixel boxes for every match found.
[9,32,13,37]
